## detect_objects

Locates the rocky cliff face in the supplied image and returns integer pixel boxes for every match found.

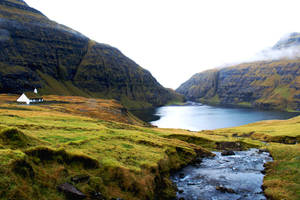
[177,33,300,111]
[0,0,182,109]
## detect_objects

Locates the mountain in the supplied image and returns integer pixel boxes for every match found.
[176,33,300,111]
[0,0,183,109]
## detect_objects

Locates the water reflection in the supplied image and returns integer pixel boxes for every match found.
[149,102,299,131]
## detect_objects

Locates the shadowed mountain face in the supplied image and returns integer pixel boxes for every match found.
[0,0,182,109]
[177,33,300,111]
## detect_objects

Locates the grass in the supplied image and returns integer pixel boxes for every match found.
[0,95,213,200]
[0,94,298,199]
[178,58,300,112]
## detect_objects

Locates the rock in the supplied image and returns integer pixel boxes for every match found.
[216,142,243,151]
[90,191,106,200]
[57,183,86,200]
[221,150,235,156]
[111,198,123,200]
[71,174,90,183]
[178,189,184,194]
[192,157,202,166]
[179,173,185,178]
[178,198,185,200]
[216,186,235,193]
[258,149,269,154]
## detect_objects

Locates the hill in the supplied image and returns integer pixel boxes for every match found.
[176,33,300,111]
[0,0,182,110]
[0,95,298,199]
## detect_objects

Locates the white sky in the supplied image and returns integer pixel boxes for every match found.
[25,0,300,89]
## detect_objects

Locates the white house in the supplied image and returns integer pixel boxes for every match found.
[17,88,44,104]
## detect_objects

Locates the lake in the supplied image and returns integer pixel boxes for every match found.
[134,102,299,131]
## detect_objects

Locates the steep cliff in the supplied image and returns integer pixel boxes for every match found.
[177,33,300,111]
[0,0,182,109]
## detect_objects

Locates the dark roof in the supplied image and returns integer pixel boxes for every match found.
[24,92,43,99]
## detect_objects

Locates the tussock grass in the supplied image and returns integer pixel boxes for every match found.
[0,94,298,199]
[0,95,213,199]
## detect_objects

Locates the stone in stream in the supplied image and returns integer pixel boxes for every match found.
[57,182,86,199]
[258,149,269,154]
[216,186,236,193]
[179,173,185,178]
[221,150,235,156]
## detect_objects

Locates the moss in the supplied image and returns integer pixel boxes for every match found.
[25,147,99,169]
[0,128,35,148]
[177,58,300,112]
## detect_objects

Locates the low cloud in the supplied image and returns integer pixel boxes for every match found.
[253,45,300,61]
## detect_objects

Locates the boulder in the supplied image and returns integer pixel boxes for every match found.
[90,191,106,200]
[179,173,185,179]
[216,186,235,193]
[57,183,86,200]
[221,150,235,156]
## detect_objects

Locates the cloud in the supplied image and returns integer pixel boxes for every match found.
[253,45,300,61]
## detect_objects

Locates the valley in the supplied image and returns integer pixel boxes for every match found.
[0,95,298,199]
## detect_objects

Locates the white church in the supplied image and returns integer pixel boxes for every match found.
[17,88,44,105]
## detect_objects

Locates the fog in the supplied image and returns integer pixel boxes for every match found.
[25,0,300,89]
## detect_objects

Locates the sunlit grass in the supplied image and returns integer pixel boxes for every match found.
[0,94,298,199]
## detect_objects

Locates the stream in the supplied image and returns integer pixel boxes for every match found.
[171,148,273,200]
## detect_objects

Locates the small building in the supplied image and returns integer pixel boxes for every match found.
[17,88,43,104]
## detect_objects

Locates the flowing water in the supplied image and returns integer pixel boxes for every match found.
[132,102,293,200]
[172,149,273,200]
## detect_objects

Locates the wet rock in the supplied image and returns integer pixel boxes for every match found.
[178,189,184,194]
[258,149,269,154]
[179,173,185,179]
[57,183,86,199]
[71,174,90,184]
[221,150,235,156]
[111,198,123,200]
[178,198,185,200]
[216,142,242,151]
[192,157,202,166]
[216,186,235,193]
[90,191,106,200]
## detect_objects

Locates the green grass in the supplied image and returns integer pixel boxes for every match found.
[0,99,213,200]
[0,95,299,199]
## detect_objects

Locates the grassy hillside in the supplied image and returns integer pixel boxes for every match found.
[177,59,300,111]
[177,33,300,111]
[0,95,299,199]
[0,0,183,110]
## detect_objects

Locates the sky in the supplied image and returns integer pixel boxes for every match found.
[25,0,300,89]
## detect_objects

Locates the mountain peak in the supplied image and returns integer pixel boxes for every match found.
[273,32,300,49]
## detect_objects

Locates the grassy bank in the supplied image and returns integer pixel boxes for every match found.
[0,95,213,200]
[0,94,299,199]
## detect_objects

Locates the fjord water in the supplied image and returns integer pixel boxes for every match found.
[149,102,299,131]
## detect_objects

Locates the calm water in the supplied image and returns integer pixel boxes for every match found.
[146,102,299,131]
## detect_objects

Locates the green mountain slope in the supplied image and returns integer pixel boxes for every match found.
[0,0,182,109]
[177,33,300,111]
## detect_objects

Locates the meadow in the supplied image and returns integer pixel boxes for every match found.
[0,94,299,200]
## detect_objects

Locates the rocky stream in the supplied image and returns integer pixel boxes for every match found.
[172,148,272,200]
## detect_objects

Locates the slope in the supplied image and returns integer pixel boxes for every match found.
[177,33,300,111]
[0,0,183,110]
